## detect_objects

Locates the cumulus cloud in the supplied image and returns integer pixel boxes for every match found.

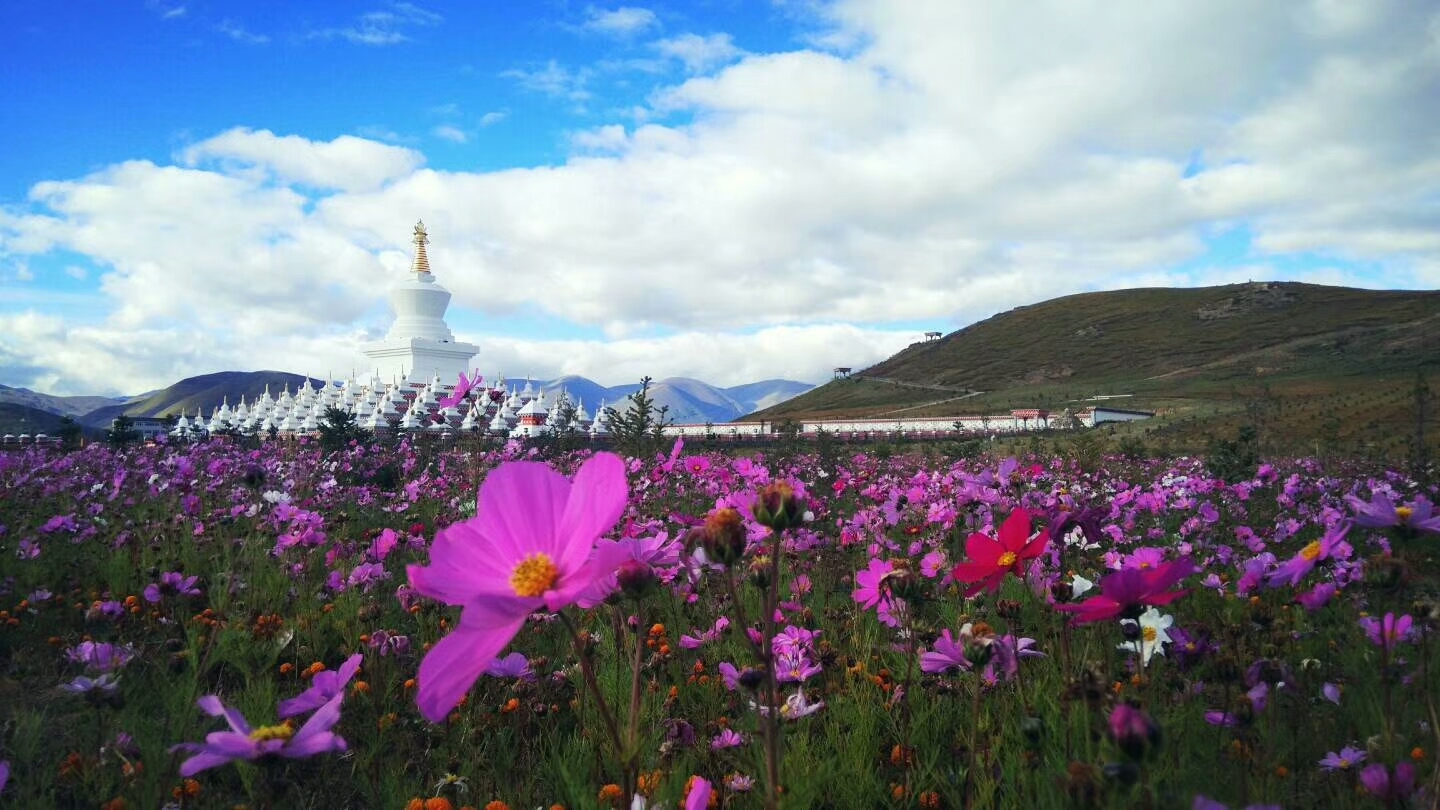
[3,0,1439,396]
[180,128,424,192]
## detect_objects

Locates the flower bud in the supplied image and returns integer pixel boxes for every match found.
[1108,702,1162,761]
[616,560,658,600]
[748,555,772,589]
[752,482,805,530]
[701,508,748,565]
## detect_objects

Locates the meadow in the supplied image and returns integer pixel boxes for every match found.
[0,435,1436,809]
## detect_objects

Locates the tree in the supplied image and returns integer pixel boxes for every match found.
[603,377,671,457]
[317,406,370,452]
[106,415,140,448]
[57,416,83,450]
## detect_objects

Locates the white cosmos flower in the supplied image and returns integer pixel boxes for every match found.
[1117,608,1174,666]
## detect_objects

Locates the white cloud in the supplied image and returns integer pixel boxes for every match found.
[432,125,468,144]
[216,19,268,44]
[146,1,186,20]
[180,127,424,192]
[310,2,441,46]
[479,111,508,127]
[583,6,659,38]
[653,33,743,73]
[4,0,1439,396]
[502,61,592,102]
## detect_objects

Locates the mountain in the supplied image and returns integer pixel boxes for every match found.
[543,376,815,424]
[0,402,72,437]
[78,371,324,429]
[751,281,1440,455]
[5,371,813,430]
[726,379,818,413]
[0,384,128,419]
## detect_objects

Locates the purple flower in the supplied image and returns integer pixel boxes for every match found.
[920,627,977,674]
[1265,522,1350,589]
[172,693,348,776]
[1322,682,1342,704]
[1359,612,1414,653]
[278,653,362,718]
[66,641,135,673]
[1318,745,1366,771]
[711,728,745,750]
[143,571,201,603]
[482,651,537,682]
[1359,761,1416,802]
[366,629,411,657]
[61,673,120,695]
[1346,492,1440,533]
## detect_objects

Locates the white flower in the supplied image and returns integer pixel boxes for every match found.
[1117,608,1174,666]
[1070,573,1095,598]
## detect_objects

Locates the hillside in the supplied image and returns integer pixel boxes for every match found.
[0,403,71,437]
[79,371,323,428]
[753,282,1440,456]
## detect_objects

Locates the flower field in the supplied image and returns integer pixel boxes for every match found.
[0,437,1436,809]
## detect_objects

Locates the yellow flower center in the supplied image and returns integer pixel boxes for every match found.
[1142,627,1157,643]
[1396,506,1413,523]
[1339,758,1351,769]
[1300,540,1323,562]
[997,551,1018,567]
[510,553,559,598]
[249,724,294,743]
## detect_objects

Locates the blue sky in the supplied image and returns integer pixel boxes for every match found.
[2,1,1438,396]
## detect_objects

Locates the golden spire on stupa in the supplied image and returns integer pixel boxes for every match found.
[411,220,431,274]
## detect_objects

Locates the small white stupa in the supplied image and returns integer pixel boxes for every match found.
[361,221,479,386]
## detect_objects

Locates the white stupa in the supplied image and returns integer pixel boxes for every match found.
[361,221,479,386]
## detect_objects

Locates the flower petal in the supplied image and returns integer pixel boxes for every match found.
[555,452,628,573]
[474,461,570,560]
[416,602,528,723]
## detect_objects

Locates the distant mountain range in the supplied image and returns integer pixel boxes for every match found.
[540,376,814,424]
[0,372,814,434]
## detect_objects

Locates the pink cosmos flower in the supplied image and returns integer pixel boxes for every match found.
[1056,558,1196,624]
[1346,492,1440,533]
[438,370,481,410]
[406,452,628,722]
[172,693,348,776]
[711,728,745,750]
[951,509,1047,597]
[278,653,362,718]
[1264,521,1351,589]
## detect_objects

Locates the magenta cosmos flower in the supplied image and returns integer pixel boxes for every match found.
[1056,558,1197,623]
[172,693,347,776]
[407,452,628,722]
[951,509,1046,597]
[1346,492,1440,533]
[1265,521,1350,589]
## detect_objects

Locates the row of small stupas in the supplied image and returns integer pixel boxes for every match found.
[168,371,614,440]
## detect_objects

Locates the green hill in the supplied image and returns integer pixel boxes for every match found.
[754,282,1440,458]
